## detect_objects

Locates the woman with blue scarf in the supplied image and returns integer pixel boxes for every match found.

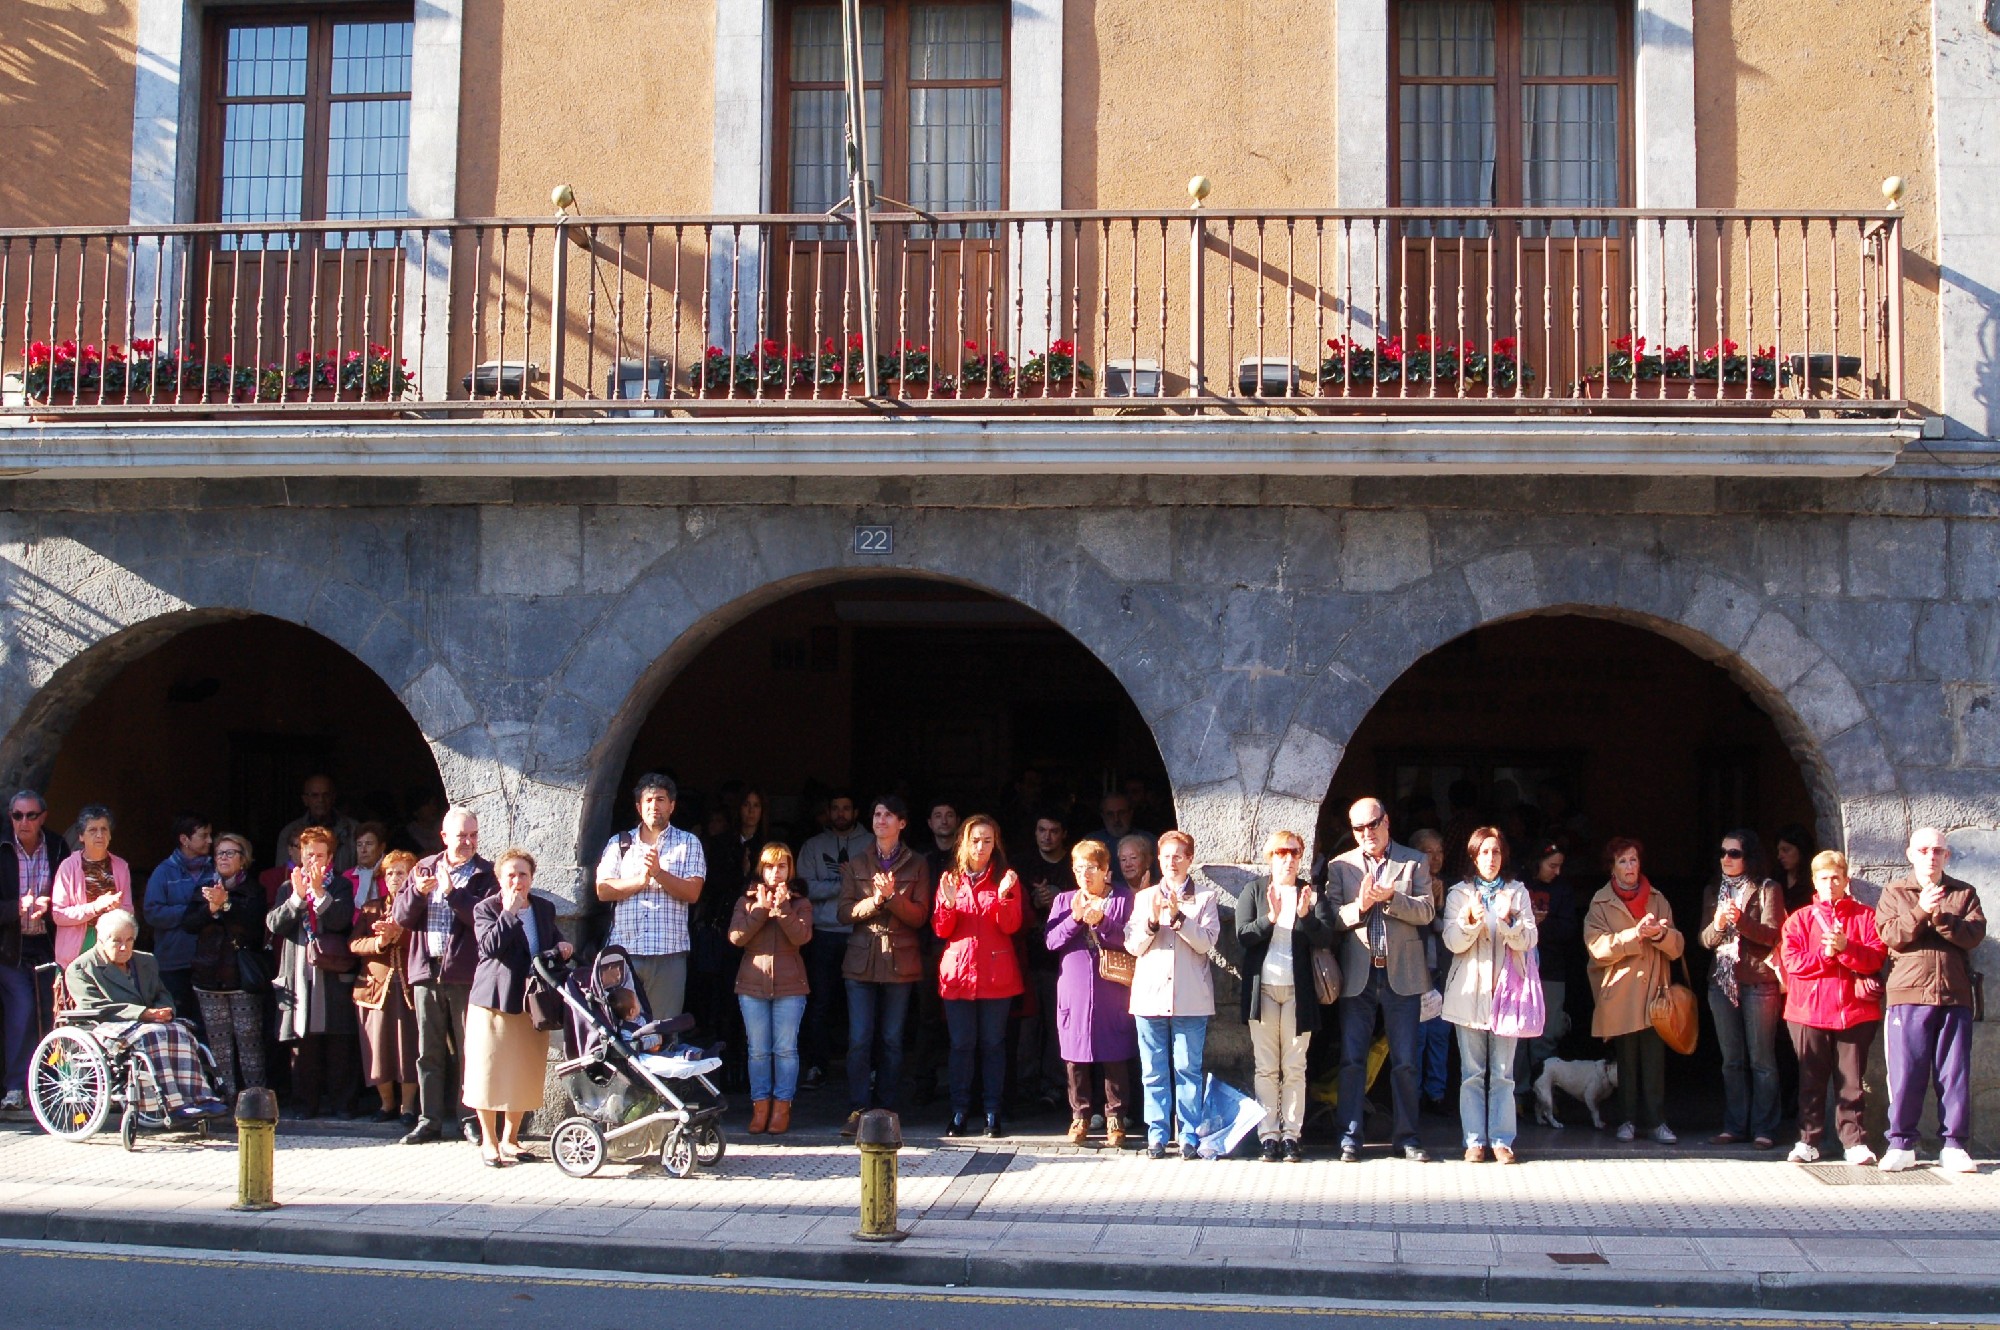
[1442,827,1540,1163]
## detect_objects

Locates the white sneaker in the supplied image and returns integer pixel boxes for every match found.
[1650,1123,1678,1145]
[1614,1121,1636,1142]
[1878,1147,1917,1173]
[1940,1147,1978,1174]
[1844,1143,1878,1166]
[1787,1141,1821,1164]
[0,1090,22,1112]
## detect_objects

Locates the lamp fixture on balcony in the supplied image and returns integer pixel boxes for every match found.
[1881,176,1904,207]
[1188,176,1212,208]
[551,183,576,215]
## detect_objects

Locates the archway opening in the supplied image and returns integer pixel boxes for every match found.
[1315,614,1820,1133]
[38,615,444,873]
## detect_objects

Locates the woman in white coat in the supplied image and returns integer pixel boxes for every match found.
[1442,826,1539,1163]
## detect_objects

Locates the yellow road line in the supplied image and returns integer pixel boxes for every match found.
[5,1247,1986,1328]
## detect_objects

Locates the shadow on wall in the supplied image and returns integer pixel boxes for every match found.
[0,0,138,227]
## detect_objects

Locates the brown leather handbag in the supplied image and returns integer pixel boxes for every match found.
[1309,946,1343,1005]
[1648,954,1699,1055]
[1086,926,1135,987]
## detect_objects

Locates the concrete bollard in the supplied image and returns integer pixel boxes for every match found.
[231,1087,281,1212]
[853,1108,906,1242]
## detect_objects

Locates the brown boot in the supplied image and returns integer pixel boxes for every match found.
[747,1099,771,1134]
[767,1100,793,1135]
[1067,1117,1089,1145]
[1105,1121,1127,1150]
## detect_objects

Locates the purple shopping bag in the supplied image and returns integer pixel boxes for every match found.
[1489,947,1546,1040]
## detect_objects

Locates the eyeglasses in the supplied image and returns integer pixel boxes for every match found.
[1350,814,1386,835]
[1719,848,1746,860]
[9,809,43,821]
[1269,847,1301,857]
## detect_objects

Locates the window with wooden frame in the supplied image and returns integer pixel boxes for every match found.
[776,1,1009,233]
[201,7,416,249]
[1392,0,1630,235]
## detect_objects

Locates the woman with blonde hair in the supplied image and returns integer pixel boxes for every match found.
[1045,837,1138,1147]
[1235,830,1334,1162]
[1442,827,1539,1163]
[351,848,420,1124]
[730,841,813,1135]
[1778,849,1886,1164]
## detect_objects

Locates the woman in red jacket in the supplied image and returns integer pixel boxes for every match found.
[1779,849,1886,1166]
[933,814,1022,1139]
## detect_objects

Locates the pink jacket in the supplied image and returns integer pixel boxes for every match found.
[1779,896,1886,1030]
[50,851,133,967]
[933,868,1024,1001]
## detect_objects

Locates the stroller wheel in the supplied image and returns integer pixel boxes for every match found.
[119,1106,139,1153]
[550,1116,606,1178]
[662,1127,696,1178]
[692,1121,725,1167]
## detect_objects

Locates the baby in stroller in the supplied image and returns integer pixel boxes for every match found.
[596,954,723,1081]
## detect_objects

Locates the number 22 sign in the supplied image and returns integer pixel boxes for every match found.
[854,525,893,555]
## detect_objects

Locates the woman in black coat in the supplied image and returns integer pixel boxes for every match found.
[265,827,356,1118]
[1235,830,1337,1161]
[464,848,570,1167]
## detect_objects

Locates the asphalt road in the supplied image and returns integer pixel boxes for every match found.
[1,1243,1992,1330]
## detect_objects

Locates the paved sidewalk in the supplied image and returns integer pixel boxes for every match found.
[0,1121,1996,1315]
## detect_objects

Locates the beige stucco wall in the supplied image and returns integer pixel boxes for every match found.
[1066,0,1336,209]
[1695,0,1938,410]
[0,0,137,227]
[456,0,715,217]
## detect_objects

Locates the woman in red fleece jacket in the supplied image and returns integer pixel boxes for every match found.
[1778,849,1886,1166]
[933,814,1022,1139]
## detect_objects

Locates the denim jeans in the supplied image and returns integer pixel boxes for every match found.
[1419,1015,1451,1101]
[944,996,1011,1116]
[845,980,914,1111]
[1709,983,1782,1139]
[738,993,807,1103]
[1338,969,1422,1148]
[1456,1025,1519,1147]
[1135,1015,1208,1148]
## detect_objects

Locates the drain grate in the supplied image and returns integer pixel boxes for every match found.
[1801,1163,1948,1186]
[1548,1252,1610,1266]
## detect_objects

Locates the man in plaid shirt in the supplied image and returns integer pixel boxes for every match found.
[2,790,67,1112]
[596,772,706,1020]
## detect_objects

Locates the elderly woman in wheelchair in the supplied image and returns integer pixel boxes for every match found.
[30,909,228,1143]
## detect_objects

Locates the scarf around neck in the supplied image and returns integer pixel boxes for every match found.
[1611,875,1652,920]
[1713,874,1751,1007]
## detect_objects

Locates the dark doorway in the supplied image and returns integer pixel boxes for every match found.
[43,615,443,875]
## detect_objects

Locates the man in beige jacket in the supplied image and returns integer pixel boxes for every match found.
[1324,798,1436,1161]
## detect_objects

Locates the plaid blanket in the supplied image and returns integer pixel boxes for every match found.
[96,1019,209,1116]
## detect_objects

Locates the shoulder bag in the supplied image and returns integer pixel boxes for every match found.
[1309,946,1343,1005]
[1085,925,1135,987]
[1489,945,1546,1039]
[1648,952,1699,1055]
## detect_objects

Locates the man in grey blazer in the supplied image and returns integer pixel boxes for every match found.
[1324,797,1436,1161]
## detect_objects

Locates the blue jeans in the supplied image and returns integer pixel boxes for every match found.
[1419,1015,1451,1101]
[944,996,1011,1116]
[1456,1025,1519,1147]
[0,962,38,1092]
[1709,983,1782,1139]
[738,994,807,1103]
[845,980,914,1111]
[1135,1015,1208,1147]
[1339,969,1422,1148]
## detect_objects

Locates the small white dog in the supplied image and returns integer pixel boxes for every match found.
[1533,1058,1619,1130]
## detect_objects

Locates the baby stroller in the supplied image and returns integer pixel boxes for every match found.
[539,945,728,1178]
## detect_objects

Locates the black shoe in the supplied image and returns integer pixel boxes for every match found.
[1180,1142,1199,1160]
[368,1108,400,1124]
[1339,1141,1361,1163]
[461,1118,481,1146]
[944,1113,969,1138]
[984,1114,1004,1139]
[1146,1144,1167,1159]
[1259,1138,1282,1163]
[400,1121,442,1145]
[801,1066,826,1092]
[1403,1144,1431,1163]
[1283,1139,1305,1163]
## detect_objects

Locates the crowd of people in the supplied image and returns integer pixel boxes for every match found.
[0,774,1984,1175]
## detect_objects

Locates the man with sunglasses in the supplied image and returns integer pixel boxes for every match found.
[1,791,70,1111]
[1875,828,1986,1174]
[1325,798,1436,1162]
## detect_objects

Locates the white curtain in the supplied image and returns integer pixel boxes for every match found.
[1520,1,1620,236]
[1399,2,1496,236]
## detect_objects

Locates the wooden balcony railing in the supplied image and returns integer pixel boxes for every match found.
[1,207,1904,418]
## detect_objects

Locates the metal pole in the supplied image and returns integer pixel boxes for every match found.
[231,1087,281,1211]
[854,1109,906,1241]
[840,0,880,398]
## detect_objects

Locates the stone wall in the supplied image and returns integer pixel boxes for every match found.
[3,470,1998,1123]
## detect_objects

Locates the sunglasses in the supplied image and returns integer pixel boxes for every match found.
[1719,848,1746,859]
[9,809,43,821]
[1350,814,1386,835]
[1269,847,1301,857]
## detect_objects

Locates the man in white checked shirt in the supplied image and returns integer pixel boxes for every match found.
[595,773,706,1020]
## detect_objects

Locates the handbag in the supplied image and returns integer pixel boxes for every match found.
[525,971,567,1031]
[1648,953,1700,1055]
[306,931,357,975]
[1086,925,1135,987]
[1309,946,1342,1005]
[1489,946,1546,1039]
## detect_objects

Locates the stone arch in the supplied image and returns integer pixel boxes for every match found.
[1261,547,1904,868]
[532,512,1210,871]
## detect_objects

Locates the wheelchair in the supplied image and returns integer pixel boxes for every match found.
[26,963,226,1151]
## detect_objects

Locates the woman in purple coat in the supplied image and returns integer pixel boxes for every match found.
[1046,838,1138,1149]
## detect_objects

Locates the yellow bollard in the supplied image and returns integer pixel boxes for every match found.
[231,1087,281,1212]
[853,1108,906,1242]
